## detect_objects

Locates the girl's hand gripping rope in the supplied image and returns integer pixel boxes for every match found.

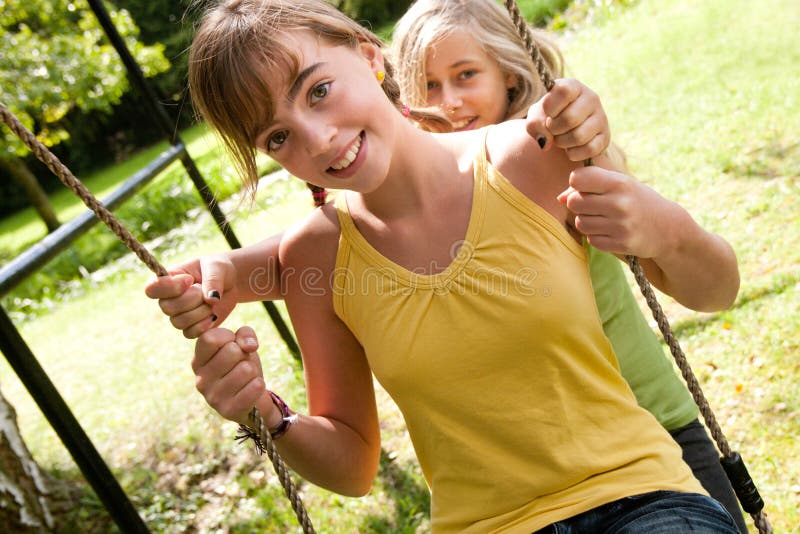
[525,78,610,162]
[556,165,675,258]
[144,255,239,338]
[193,326,277,427]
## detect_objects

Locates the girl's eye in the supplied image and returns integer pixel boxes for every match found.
[310,82,330,103]
[458,69,477,81]
[267,131,288,152]
[426,80,439,91]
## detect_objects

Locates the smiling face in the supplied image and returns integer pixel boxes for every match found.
[253,32,398,193]
[424,29,515,131]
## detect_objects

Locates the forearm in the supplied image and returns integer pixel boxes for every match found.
[636,201,739,312]
[227,233,284,302]
[255,395,380,496]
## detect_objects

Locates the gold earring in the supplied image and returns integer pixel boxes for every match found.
[376,70,385,83]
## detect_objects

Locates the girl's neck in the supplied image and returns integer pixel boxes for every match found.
[354,122,476,221]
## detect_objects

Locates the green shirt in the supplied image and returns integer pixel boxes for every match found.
[587,245,698,430]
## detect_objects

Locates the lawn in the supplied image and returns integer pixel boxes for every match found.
[0,125,216,257]
[1,0,798,532]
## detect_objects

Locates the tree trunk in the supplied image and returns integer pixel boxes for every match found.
[0,386,54,532]
[0,157,61,233]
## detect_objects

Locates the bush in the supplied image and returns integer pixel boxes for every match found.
[334,0,414,27]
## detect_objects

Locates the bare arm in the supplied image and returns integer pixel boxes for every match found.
[194,206,380,496]
[226,232,285,302]
[487,119,739,312]
[559,162,740,311]
[195,318,380,496]
[274,206,381,494]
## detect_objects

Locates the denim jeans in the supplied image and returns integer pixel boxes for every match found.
[532,490,739,533]
[669,419,748,533]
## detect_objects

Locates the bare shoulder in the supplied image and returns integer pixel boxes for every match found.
[485,120,574,181]
[485,119,539,170]
[279,201,341,286]
[485,119,580,219]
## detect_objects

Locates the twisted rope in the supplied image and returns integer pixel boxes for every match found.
[499,3,771,532]
[503,0,591,169]
[625,256,732,456]
[0,101,315,533]
[237,408,316,533]
[626,256,772,532]
[503,0,555,92]
[0,103,167,278]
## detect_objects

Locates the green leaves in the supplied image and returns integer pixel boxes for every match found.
[0,0,169,156]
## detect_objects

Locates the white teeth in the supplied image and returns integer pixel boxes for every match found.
[331,135,362,170]
[453,118,474,129]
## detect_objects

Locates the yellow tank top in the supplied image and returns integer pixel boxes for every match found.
[332,136,704,533]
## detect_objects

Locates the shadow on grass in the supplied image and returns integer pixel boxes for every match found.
[723,139,800,181]
[361,449,430,533]
[669,270,800,338]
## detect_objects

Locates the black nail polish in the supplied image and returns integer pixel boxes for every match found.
[537,136,546,149]
[208,290,221,300]
[211,314,218,323]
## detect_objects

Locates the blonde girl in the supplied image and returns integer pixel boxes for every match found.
[155,0,742,531]
[392,0,609,162]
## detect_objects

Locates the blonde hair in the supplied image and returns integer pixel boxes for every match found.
[391,0,564,120]
[188,0,447,196]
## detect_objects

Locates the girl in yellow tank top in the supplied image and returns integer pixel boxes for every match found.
[159,1,741,532]
[388,1,746,530]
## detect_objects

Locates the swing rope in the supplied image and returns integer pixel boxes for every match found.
[0,102,316,534]
[626,256,772,533]
[501,2,772,531]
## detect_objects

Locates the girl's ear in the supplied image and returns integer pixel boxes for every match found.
[505,72,518,90]
[358,41,385,76]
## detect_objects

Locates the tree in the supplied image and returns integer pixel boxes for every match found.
[0,1,168,526]
[0,157,62,232]
[0,386,54,531]
[333,0,414,26]
[0,0,169,231]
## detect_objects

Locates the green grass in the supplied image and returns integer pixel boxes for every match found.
[1,125,207,256]
[1,0,799,532]
[563,0,800,529]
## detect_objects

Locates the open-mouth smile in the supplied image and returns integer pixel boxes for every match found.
[328,131,365,176]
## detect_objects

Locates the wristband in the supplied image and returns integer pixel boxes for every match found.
[234,391,297,454]
[267,390,297,439]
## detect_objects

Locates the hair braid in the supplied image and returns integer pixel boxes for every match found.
[306,183,327,207]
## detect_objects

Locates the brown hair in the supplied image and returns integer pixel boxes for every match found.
[189,0,449,201]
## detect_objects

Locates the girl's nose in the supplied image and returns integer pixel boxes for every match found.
[300,121,336,158]
[440,85,462,115]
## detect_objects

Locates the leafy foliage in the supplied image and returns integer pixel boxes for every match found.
[0,0,169,157]
[333,0,414,26]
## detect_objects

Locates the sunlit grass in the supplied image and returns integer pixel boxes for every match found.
[565,0,800,529]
